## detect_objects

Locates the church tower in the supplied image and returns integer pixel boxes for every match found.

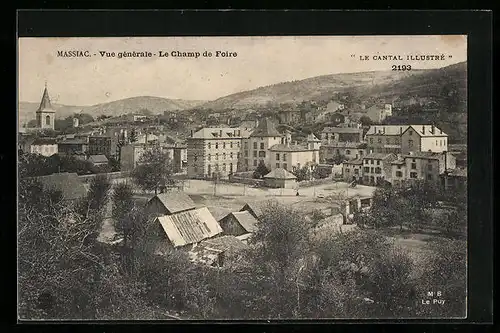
[36,83,56,130]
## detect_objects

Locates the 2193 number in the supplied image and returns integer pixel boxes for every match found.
[392,65,412,71]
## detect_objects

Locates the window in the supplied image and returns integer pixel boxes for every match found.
[395,138,400,144]
[276,153,280,161]
[230,152,233,159]
[363,167,370,173]
[253,142,257,149]
[411,163,416,169]
[376,160,380,165]
[375,167,381,174]
[208,143,211,149]
[194,156,197,162]
[244,150,248,157]
[370,160,374,164]
[283,153,287,160]
[253,160,257,166]
[276,163,280,168]
[223,153,226,160]
[215,143,219,149]
[245,159,248,165]
[208,154,211,161]
[222,163,226,171]
[427,164,432,171]
[253,151,257,157]
[346,150,351,155]
[386,138,391,144]
[283,163,288,170]
[397,165,402,169]
[216,153,219,160]
[354,169,359,175]
[408,139,414,148]
[223,142,226,149]
[427,174,433,180]
[396,171,403,177]
[230,163,233,172]
[237,153,240,159]
[237,142,240,148]
[436,140,438,146]
[244,142,248,149]
[208,165,211,174]
[260,143,264,149]
[370,138,373,144]
[230,142,233,149]
[410,172,418,179]
[336,149,340,154]
[45,115,50,125]
[409,130,413,136]
[259,151,266,158]
[370,167,374,173]
[345,168,350,173]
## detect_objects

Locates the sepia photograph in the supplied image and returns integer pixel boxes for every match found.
[18,35,468,320]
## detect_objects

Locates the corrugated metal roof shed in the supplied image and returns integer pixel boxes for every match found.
[157,207,222,248]
[227,211,259,233]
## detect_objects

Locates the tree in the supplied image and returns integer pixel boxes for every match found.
[312,166,331,179]
[131,146,175,195]
[129,129,138,143]
[332,152,345,165]
[294,165,312,182]
[359,115,374,127]
[253,160,270,179]
[111,183,135,247]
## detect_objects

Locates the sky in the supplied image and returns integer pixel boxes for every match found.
[18,36,467,106]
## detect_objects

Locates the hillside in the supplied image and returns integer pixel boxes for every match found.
[18,96,207,127]
[197,70,424,110]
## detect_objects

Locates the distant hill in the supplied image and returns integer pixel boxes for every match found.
[18,96,207,127]
[197,70,424,110]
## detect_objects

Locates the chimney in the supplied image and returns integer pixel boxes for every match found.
[383,127,386,134]
[431,125,435,134]
[422,125,425,134]
[190,130,193,137]
[219,130,223,137]
[400,127,402,134]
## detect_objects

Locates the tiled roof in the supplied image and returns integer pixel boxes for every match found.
[320,142,365,149]
[322,127,363,134]
[448,168,467,177]
[34,172,87,200]
[391,158,405,165]
[151,190,196,214]
[269,144,314,152]
[228,211,259,233]
[191,127,250,139]
[88,154,108,164]
[363,153,396,160]
[404,125,448,137]
[36,87,55,113]
[403,151,442,159]
[366,125,409,136]
[240,203,265,218]
[156,207,223,248]
[307,133,321,142]
[198,235,249,253]
[32,137,57,145]
[250,118,281,137]
[58,139,88,145]
[264,168,297,180]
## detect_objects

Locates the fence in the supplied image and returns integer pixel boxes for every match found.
[297,177,336,188]
[78,171,131,183]
[227,175,265,186]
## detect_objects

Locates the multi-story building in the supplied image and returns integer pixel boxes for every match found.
[319,142,368,163]
[57,138,89,156]
[365,125,406,154]
[241,119,283,171]
[361,153,397,186]
[19,137,58,156]
[400,125,448,154]
[88,135,113,157]
[390,151,456,187]
[441,168,467,193]
[120,143,149,172]
[365,103,392,123]
[268,134,321,172]
[187,127,250,179]
[342,158,363,183]
[321,126,363,144]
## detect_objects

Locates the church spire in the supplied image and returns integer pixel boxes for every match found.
[37,83,55,112]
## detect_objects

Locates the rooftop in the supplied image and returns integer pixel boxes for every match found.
[264,168,297,180]
[156,207,223,248]
[88,154,109,164]
[320,142,365,149]
[226,211,259,233]
[404,125,448,137]
[191,127,250,139]
[250,118,281,137]
[150,190,197,215]
[269,143,315,152]
[322,127,363,134]
[363,153,396,160]
[36,86,55,113]
[344,158,363,165]
[366,125,409,136]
